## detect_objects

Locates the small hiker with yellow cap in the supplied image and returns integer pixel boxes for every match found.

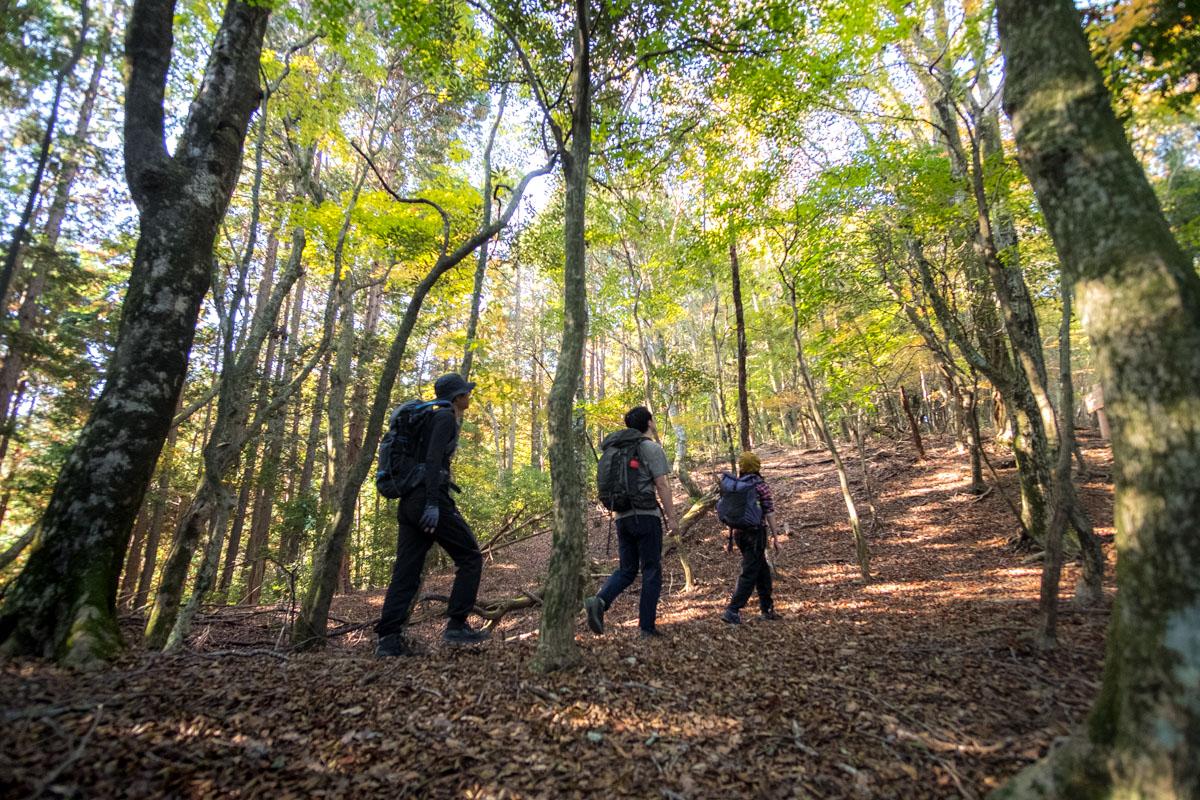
[716,451,782,624]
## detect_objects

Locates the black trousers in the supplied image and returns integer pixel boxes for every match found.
[376,490,482,636]
[728,526,773,613]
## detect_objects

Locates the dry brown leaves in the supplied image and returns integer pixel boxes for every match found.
[0,434,1115,799]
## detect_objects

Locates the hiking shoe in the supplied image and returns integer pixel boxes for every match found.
[761,609,783,621]
[721,609,742,625]
[584,595,606,635]
[443,623,491,646]
[638,627,664,639]
[376,633,419,657]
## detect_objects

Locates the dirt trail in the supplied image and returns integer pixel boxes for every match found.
[0,434,1115,798]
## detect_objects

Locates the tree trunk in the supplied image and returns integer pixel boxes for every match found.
[281,355,327,564]
[899,386,926,460]
[534,0,591,674]
[219,446,257,594]
[993,0,1200,793]
[132,419,180,611]
[119,503,152,608]
[709,290,737,470]
[729,235,752,452]
[0,0,269,665]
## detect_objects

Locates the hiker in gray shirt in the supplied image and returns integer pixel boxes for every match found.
[585,406,678,638]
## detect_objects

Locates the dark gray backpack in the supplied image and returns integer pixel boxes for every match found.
[375,399,450,498]
[596,430,657,513]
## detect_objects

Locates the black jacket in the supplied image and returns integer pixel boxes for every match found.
[420,406,460,499]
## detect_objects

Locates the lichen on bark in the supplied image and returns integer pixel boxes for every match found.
[994,0,1200,795]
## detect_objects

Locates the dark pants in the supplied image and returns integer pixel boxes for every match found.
[596,514,663,632]
[376,490,482,636]
[728,527,773,613]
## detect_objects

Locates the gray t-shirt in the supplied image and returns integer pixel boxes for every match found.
[614,438,671,519]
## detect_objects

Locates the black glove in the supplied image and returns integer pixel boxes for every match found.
[420,504,440,534]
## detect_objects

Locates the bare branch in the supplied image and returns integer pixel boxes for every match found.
[352,140,452,260]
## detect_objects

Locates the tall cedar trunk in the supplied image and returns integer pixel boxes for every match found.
[280,271,307,555]
[530,354,543,470]
[0,1,89,308]
[0,0,269,664]
[243,278,307,586]
[219,447,256,593]
[241,325,283,606]
[0,19,109,430]
[119,397,183,608]
[132,418,180,610]
[118,509,151,607]
[291,149,553,649]
[729,236,752,452]
[994,0,1200,794]
[534,0,591,673]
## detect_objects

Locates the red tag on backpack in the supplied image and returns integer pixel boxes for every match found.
[629,458,640,469]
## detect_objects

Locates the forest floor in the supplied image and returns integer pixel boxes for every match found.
[1,432,1116,799]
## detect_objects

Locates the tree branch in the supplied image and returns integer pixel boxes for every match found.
[352,140,452,260]
[122,0,175,207]
[464,0,565,153]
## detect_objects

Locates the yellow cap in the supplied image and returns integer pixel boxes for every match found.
[738,452,761,475]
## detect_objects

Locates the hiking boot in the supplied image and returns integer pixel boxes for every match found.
[721,609,742,625]
[376,633,418,658]
[638,627,664,639]
[761,609,783,621]
[443,623,491,646]
[584,595,606,635]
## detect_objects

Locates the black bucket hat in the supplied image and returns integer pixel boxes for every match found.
[434,373,476,400]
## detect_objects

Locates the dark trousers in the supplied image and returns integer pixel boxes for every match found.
[728,526,774,613]
[596,514,663,632]
[376,490,482,636]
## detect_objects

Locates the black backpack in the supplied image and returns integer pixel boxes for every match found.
[375,399,451,499]
[596,430,658,513]
[717,472,764,529]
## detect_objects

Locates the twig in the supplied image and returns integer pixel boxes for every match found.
[979,446,1032,540]
[192,648,289,661]
[31,704,103,797]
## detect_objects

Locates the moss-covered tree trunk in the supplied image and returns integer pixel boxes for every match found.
[0,0,269,665]
[534,0,591,674]
[993,0,1200,794]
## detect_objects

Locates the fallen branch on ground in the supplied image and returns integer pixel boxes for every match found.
[416,589,544,631]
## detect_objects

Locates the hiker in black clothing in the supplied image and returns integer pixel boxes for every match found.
[721,452,783,625]
[376,374,490,656]
[584,406,679,638]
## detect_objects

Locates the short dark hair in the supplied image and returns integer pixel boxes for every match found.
[624,406,652,433]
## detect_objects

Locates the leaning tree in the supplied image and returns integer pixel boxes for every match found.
[0,0,270,665]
